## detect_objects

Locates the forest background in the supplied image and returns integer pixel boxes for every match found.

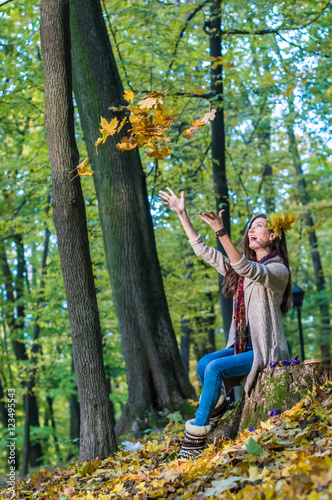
[0,0,331,476]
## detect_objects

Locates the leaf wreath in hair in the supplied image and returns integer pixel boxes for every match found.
[266,212,296,238]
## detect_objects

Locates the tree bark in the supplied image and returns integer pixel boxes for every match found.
[208,0,233,343]
[40,0,117,461]
[69,0,196,435]
[286,99,331,361]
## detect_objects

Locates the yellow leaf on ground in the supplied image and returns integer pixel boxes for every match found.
[63,486,75,496]
[112,482,124,493]
[159,468,180,482]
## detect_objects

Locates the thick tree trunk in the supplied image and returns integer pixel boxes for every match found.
[40,0,117,461]
[209,362,332,442]
[286,100,331,361]
[69,0,196,435]
[208,0,233,343]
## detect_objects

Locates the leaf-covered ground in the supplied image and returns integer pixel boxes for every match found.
[3,384,332,500]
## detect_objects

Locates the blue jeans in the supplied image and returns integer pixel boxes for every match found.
[194,347,254,426]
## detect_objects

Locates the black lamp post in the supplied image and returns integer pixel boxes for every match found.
[292,285,305,361]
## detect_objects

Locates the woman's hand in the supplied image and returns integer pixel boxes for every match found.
[159,188,185,215]
[198,209,225,232]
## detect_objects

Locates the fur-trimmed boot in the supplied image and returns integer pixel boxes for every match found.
[177,420,212,460]
[209,393,230,430]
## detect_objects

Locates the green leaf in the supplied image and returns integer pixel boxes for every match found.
[166,411,183,423]
[245,437,263,456]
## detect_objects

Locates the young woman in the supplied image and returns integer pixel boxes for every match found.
[159,187,293,460]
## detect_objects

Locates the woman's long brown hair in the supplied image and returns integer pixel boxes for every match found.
[222,214,292,314]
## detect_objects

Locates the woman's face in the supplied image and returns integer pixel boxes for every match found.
[248,217,276,252]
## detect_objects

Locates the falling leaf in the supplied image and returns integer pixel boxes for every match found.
[124,89,134,103]
[145,145,170,159]
[116,136,138,151]
[117,117,127,133]
[182,126,200,140]
[138,91,164,110]
[201,109,217,124]
[69,157,95,180]
[100,116,118,136]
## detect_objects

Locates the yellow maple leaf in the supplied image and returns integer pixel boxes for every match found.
[138,96,160,110]
[70,157,95,180]
[145,146,170,159]
[266,212,296,238]
[95,137,103,148]
[159,468,180,482]
[116,136,138,151]
[201,109,217,124]
[138,91,164,110]
[124,89,134,103]
[117,116,127,133]
[112,482,124,493]
[100,116,118,136]
[95,117,119,150]
[145,440,164,453]
[192,118,205,127]
[182,125,200,140]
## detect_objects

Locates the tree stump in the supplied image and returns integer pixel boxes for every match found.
[208,362,332,443]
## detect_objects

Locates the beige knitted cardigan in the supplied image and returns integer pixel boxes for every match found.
[189,234,289,395]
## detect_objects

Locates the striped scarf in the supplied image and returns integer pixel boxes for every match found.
[234,251,278,354]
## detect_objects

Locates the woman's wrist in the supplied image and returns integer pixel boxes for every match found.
[215,227,227,238]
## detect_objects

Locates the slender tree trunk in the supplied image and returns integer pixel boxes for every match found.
[21,220,50,477]
[257,110,275,212]
[40,0,117,461]
[46,397,60,454]
[286,100,331,361]
[67,361,80,460]
[0,376,19,469]
[180,316,191,375]
[69,0,196,435]
[0,241,43,469]
[207,0,233,342]
[69,359,80,448]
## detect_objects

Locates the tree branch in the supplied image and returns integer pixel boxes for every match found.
[167,0,210,76]
[221,2,331,36]
[100,0,133,90]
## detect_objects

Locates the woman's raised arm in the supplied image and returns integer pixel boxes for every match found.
[159,188,199,241]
